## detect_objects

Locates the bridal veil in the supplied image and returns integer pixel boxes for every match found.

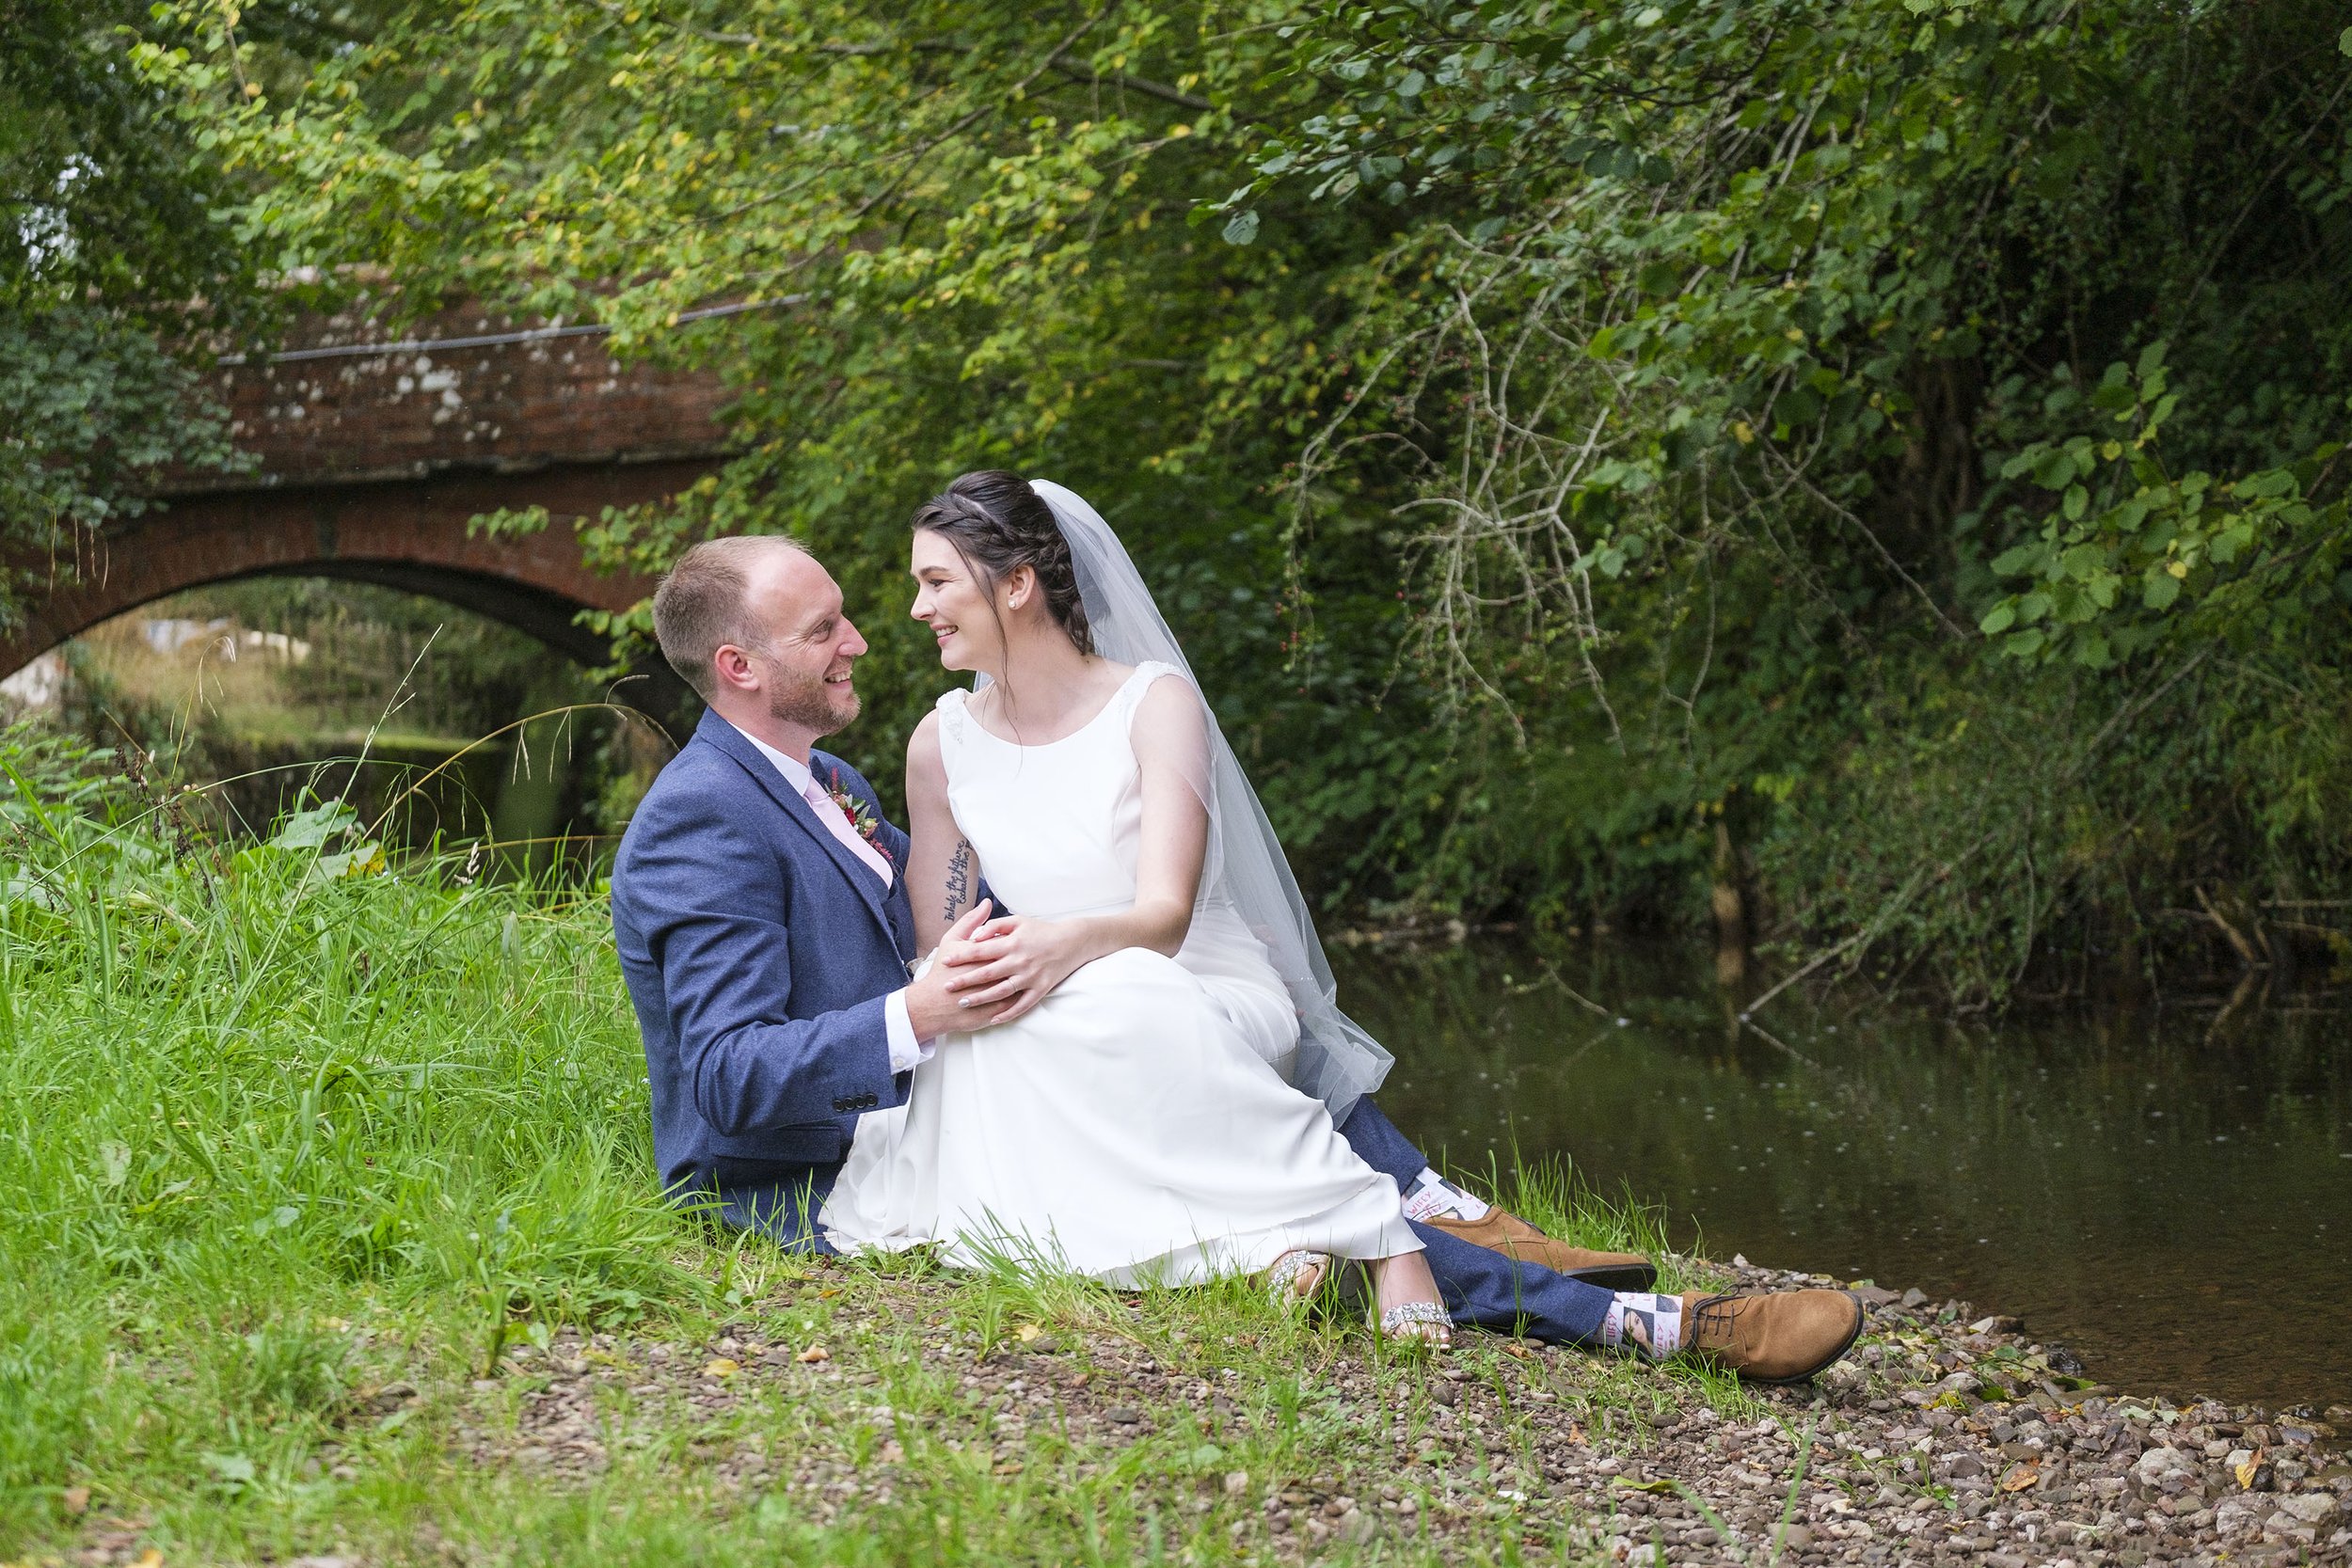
[1025,478,1393,1123]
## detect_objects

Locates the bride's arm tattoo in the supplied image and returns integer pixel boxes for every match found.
[944,837,974,924]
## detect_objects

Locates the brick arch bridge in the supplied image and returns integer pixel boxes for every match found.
[4,295,737,716]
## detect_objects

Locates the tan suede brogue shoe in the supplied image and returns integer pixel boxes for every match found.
[1676,1289,1864,1384]
[1422,1208,1658,1291]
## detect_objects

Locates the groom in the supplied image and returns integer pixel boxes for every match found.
[611,533,1861,1380]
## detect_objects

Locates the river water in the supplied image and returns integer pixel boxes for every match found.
[1342,940,2352,1416]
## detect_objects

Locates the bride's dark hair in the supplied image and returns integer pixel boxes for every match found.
[912,470,1096,657]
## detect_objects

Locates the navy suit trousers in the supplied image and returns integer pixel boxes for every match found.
[1334,1097,1615,1345]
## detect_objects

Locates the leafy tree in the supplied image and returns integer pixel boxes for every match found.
[1220,0,2352,987]
[0,0,276,610]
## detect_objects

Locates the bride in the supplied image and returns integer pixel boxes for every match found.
[818,471,1449,1341]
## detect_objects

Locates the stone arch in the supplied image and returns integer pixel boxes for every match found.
[2,460,707,721]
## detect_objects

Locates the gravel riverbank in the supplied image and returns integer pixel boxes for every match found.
[53,1252,2345,1565]
[366,1256,2351,1567]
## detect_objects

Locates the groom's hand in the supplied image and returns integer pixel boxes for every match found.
[902,900,993,1041]
[935,913,1094,1025]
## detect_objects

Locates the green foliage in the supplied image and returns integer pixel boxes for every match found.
[1230,0,2352,669]
[1979,347,2352,668]
[100,0,2352,997]
[0,0,272,592]
[1219,0,2352,986]
[0,308,241,540]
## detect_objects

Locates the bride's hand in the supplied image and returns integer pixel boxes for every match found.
[938,914,1091,1024]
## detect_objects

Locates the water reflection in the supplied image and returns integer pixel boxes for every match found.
[1343,940,2352,1414]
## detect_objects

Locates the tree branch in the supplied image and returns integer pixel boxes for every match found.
[1048,56,1213,112]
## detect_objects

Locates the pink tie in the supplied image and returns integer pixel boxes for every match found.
[803,776,893,887]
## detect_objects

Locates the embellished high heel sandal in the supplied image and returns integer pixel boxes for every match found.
[1365,1256,1452,1349]
[1373,1299,1453,1348]
[1262,1249,1335,1312]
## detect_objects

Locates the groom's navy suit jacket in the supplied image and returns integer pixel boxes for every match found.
[611,709,915,1244]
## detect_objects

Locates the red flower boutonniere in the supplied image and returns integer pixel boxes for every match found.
[826,770,895,864]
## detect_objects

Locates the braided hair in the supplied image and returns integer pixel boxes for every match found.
[911,470,1096,656]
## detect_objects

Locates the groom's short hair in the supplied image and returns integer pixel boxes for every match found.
[652,533,812,699]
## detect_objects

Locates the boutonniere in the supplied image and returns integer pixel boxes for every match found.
[826,770,895,864]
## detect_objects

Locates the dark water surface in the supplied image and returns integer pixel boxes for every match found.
[1342,940,2352,1416]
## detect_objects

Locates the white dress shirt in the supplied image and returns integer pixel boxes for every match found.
[728,721,931,1075]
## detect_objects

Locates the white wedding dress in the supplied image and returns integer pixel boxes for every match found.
[818,662,1420,1284]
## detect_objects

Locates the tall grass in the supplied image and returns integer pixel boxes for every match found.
[0,722,700,1525]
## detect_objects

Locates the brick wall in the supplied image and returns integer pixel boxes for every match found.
[181,293,733,491]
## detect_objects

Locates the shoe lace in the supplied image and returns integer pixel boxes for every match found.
[1691,1292,1745,1350]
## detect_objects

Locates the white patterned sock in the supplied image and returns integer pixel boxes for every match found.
[1600,1291,1683,1359]
[1403,1167,1492,1224]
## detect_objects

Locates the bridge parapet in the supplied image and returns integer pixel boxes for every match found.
[183,293,733,491]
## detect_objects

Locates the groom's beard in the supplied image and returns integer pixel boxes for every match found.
[768,667,859,736]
